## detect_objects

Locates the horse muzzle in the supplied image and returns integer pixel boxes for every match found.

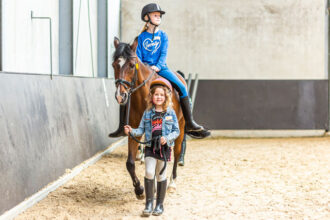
[116,92,128,105]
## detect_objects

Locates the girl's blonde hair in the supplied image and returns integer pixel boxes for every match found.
[146,85,173,110]
[140,23,148,34]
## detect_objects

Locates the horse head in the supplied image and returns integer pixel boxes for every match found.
[112,37,138,105]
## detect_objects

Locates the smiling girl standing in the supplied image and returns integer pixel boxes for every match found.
[124,78,180,216]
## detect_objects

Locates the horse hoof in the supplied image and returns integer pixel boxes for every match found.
[135,185,144,200]
[136,193,145,200]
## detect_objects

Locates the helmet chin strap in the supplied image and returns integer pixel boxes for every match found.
[147,14,159,41]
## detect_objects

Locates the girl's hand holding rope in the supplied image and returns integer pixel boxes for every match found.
[124,125,132,135]
[160,136,166,145]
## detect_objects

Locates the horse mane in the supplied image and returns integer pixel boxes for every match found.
[113,43,133,61]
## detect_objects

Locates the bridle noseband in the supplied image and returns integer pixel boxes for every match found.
[115,56,138,93]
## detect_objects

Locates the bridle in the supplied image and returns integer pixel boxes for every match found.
[115,56,155,124]
[115,56,155,96]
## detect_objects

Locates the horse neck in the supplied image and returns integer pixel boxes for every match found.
[132,61,155,103]
[136,62,156,89]
[137,61,152,83]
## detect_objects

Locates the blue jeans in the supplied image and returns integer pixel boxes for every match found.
[158,67,188,98]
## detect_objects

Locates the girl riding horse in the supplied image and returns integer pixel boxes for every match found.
[109,3,210,139]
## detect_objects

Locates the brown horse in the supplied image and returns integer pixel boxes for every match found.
[112,37,186,199]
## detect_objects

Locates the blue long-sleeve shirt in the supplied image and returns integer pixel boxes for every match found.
[136,30,168,70]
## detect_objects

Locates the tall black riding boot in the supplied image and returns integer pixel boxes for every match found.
[142,177,154,216]
[152,179,167,216]
[180,97,211,138]
[178,134,186,166]
[108,105,126,137]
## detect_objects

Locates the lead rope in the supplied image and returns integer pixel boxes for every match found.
[128,131,167,175]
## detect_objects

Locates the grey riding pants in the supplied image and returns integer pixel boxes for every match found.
[145,156,167,182]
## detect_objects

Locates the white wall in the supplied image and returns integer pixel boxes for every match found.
[108,0,121,78]
[2,0,121,77]
[73,0,98,77]
[121,0,326,80]
[2,0,59,75]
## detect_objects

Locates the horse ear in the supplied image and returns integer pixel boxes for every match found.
[130,36,138,52]
[114,37,120,48]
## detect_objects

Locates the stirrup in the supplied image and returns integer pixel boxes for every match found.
[186,127,203,132]
[186,129,211,139]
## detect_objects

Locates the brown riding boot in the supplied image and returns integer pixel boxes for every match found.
[108,105,126,137]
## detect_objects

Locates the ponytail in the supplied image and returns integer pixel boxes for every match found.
[140,23,148,34]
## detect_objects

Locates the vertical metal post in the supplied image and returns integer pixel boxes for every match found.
[119,0,122,40]
[327,1,330,131]
[97,0,108,77]
[87,0,95,77]
[59,0,73,75]
[191,74,199,111]
[0,0,2,71]
[187,73,192,91]
[31,11,53,79]
[180,72,199,166]
[49,18,52,78]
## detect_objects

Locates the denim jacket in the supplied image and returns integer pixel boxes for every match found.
[131,107,180,147]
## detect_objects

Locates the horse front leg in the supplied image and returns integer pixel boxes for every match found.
[168,157,178,193]
[168,129,185,192]
[126,137,144,199]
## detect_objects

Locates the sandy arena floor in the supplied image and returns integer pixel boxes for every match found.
[16,137,330,219]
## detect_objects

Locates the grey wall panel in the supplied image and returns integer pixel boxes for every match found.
[97,0,108,77]
[0,72,119,214]
[121,0,326,80]
[0,0,2,71]
[193,80,329,130]
[59,0,73,75]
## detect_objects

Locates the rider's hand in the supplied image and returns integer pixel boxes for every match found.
[151,66,160,72]
[124,125,132,135]
[160,136,167,145]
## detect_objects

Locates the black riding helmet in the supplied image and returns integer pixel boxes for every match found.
[141,3,165,22]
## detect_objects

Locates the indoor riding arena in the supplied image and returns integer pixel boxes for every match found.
[1,0,330,220]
